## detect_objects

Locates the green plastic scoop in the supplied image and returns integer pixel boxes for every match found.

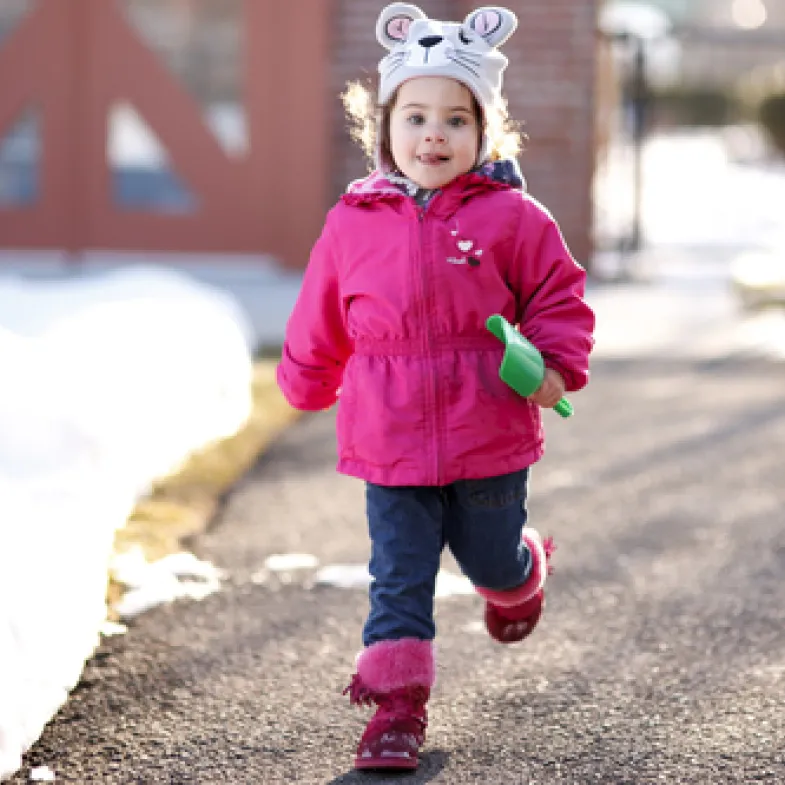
[486,314,574,418]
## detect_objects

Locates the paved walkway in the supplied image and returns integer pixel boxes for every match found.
[8,287,785,782]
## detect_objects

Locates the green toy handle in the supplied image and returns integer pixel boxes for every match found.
[485,315,507,343]
[486,314,574,418]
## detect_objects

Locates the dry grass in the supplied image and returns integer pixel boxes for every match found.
[107,359,299,610]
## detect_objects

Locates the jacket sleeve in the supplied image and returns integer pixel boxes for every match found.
[509,200,595,393]
[276,218,352,411]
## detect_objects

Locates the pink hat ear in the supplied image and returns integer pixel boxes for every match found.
[472,9,502,36]
[465,6,517,48]
[376,3,426,50]
[386,15,412,42]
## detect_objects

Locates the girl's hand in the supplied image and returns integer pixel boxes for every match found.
[529,368,565,409]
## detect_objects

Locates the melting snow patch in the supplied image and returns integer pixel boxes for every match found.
[99,620,128,637]
[264,553,319,571]
[313,564,474,598]
[315,564,371,590]
[29,765,56,782]
[435,570,475,598]
[110,548,225,619]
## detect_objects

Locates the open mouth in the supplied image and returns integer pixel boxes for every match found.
[418,154,450,166]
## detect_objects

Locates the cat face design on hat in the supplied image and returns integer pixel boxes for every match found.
[376,3,518,115]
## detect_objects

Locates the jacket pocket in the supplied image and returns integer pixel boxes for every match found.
[475,362,540,439]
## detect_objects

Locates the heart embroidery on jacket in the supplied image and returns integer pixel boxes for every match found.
[449,221,483,267]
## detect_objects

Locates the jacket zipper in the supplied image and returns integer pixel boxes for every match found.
[417,204,441,486]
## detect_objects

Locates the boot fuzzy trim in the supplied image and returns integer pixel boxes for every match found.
[475,529,552,608]
[356,638,435,693]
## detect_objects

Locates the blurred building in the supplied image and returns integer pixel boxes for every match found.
[642,0,785,87]
[643,0,785,28]
[0,0,598,270]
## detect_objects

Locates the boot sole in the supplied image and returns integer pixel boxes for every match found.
[355,754,418,770]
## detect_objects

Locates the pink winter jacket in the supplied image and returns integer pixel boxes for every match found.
[277,167,595,487]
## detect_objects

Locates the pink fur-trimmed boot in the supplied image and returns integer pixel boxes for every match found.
[342,638,435,771]
[475,529,555,644]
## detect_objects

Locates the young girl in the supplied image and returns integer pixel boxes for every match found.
[277,3,595,771]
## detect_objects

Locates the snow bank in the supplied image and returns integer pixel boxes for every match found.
[0,267,255,781]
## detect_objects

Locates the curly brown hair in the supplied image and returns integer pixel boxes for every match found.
[342,79,524,172]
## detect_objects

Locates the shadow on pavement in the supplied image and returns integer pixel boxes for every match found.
[326,749,449,783]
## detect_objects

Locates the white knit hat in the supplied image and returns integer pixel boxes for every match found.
[376,4,517,119]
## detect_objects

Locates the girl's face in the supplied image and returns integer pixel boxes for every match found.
[389,77,480,190]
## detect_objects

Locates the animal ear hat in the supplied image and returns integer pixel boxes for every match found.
[376,3,518,117]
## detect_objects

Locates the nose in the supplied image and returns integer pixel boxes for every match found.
[424,124,446,143]
[418,35,443,48]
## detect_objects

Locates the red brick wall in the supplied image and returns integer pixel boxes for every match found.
[330,0,598,266]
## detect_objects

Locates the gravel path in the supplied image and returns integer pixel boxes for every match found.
[9,356,785,784]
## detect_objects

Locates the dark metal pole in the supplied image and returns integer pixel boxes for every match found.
[630,34,647,252]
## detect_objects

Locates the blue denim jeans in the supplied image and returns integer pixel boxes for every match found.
[363,468,532,646]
